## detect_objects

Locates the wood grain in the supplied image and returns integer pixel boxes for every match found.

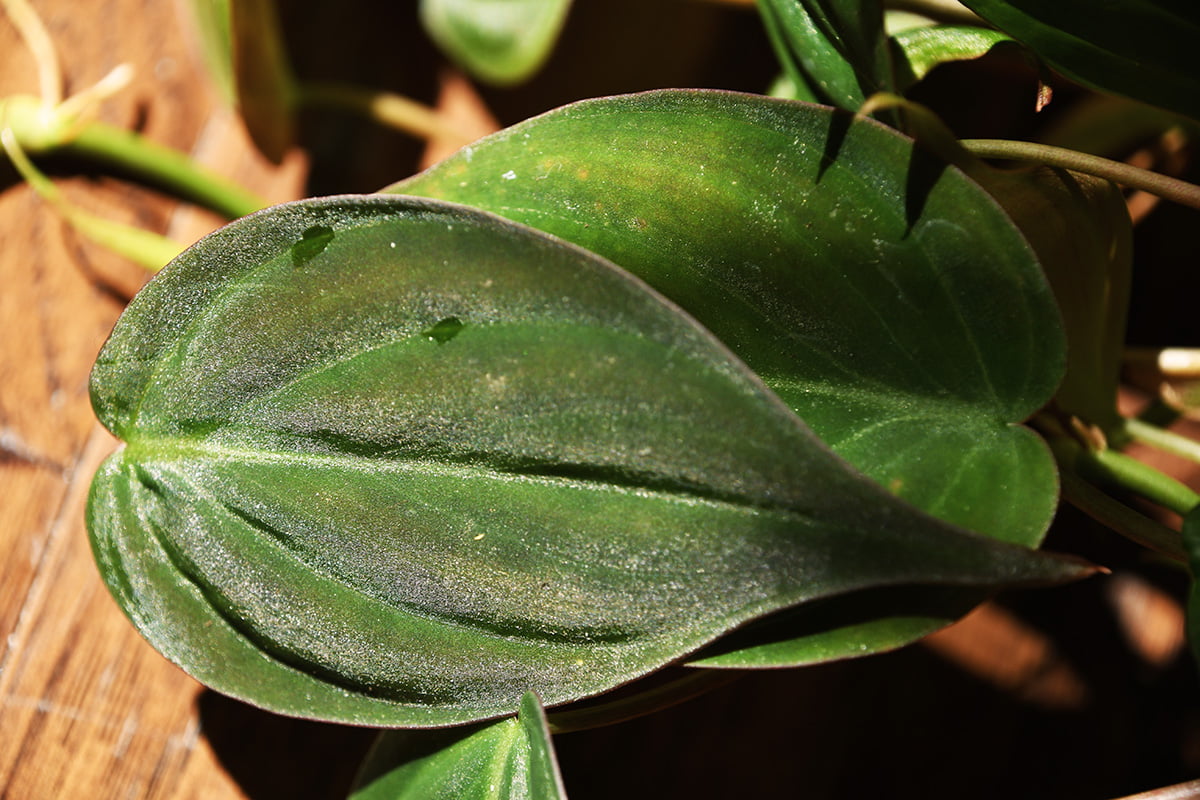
[0,1,304,796]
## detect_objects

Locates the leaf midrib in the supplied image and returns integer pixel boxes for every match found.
[121,436,814,518]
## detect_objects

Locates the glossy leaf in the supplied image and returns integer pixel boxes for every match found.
[891,25,1015,87]
[391,90,1064,547]
[88,194,1086,724]
[756,0,894,109]
[958,0,1200,121]
[420,0,573,86]
[350,692,566,799]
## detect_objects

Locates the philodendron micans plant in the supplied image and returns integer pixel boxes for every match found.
[13,0,1190,795]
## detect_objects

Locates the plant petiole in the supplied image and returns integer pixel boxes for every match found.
[1116,417,1200,468]
[1065,439,1200,519]
[1,93,268,220]
[1,123,182,270]
[961,138,1200,212]
[297,82,472,146]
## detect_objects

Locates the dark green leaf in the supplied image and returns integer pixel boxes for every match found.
[420,0,573,86]
[974,167,1132,431]
[391,90,1065,547]
[756,0,893,109]
[958,0,1200,121]
[89,193,1086,723]
[350,691,566,800]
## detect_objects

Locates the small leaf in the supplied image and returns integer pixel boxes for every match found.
[350,691,566,800]
[757,0,894,109]
[890,25,1016,87]
[89,194,1087,724]
[958,0,1200,121]
[420,0,573,86]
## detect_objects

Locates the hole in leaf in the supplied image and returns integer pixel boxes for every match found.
[422,316,465,344]
[291,225,334,265]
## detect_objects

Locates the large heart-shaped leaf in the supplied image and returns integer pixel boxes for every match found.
[350,692,566,799]
[88,194,1085,725]
[390,90,1064,547]
[958,0,1200,121]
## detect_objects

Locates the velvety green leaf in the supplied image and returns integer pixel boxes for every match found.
[390,90,1064,547]
[756,0,893,109]
[88,194,1086,724]
[390,90,1068,668]
[420,0,573,86]
[891,25,1015,87]
[958,0,1200,121]
[350,691,566,800]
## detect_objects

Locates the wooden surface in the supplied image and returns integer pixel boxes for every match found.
[3,2,1200,798]
[0,1,308,796]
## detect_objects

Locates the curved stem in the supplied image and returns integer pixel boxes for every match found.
[546,670,741,734]
[1077,446,1200,518]
[1119,417,1200,467]
[2,125,181,270]
[64,121,267,219]
[961,138,1200,212]
[298,82,470,145]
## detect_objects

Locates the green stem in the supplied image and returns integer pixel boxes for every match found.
[546,670,740,734]
[1119,418,1200,467]
[1073,445,1200,518]
[297,82,469,145]
[63,121,267,219]
[2,125,181,270]
[961,138,1200,211]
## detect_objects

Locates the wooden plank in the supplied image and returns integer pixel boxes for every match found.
[0,0,305,795]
